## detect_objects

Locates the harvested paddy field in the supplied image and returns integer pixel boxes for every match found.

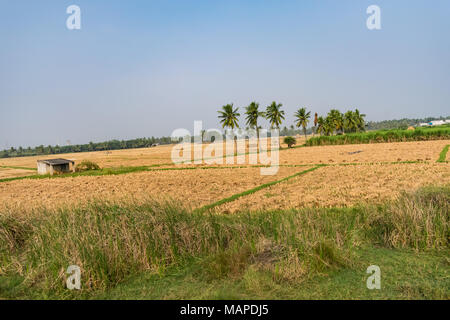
[165,139,450,166]
[0,136,305,175]
[279,140,450,165]
[4,138,444,179]
[0,166,304,212]
[0,167,36,179]
[215,163,450,213]
[0,144,176,169]
[0,140,448,213]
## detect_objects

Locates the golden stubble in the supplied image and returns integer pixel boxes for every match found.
[215,163,450,213]
[0,166,304,214]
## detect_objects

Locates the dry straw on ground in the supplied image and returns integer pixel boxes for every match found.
[279,140,450,165]
[215,163,450,213]
[0,140,448,214]
[0,167,35,179]
[0,166,305,212]
[0,136,305,172]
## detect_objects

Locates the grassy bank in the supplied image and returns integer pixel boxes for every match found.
[0,166,36,171]
[94,247,449,300]
[306,126,450,146]
[0,186,448,299]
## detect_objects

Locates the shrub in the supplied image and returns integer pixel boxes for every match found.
[75,160,100,172]
[283,136,296,148]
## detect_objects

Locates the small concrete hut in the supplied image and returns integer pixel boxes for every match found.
[37,159,75,175]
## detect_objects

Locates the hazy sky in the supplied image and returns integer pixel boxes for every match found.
[1,0,449,148]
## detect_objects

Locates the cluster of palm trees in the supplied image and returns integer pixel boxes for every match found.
[218,102,366,140]
[315,109,366,136]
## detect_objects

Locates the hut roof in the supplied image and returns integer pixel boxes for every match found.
[37,159,75,165]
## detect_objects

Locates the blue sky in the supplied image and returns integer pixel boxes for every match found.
[1,0,449,148]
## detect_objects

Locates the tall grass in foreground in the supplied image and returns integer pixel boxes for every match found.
[306,127,450,146]
[0,186,448,295]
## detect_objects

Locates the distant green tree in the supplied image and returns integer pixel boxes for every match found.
[289,125,295,135]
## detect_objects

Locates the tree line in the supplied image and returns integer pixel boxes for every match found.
[366,116,450,131]
[0,137,172,159]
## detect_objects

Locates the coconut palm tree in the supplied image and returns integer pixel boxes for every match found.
[245,102,264,142]
[265,102,285,147]
[354,109,366,132]
[327,109,344,134]
[324,116,334,136]
[344,111,357,133]
[316,116,325,136]
[218,103,240,129]
[265,101,285,129]
[294,107,311,140]
[218,103,240,155]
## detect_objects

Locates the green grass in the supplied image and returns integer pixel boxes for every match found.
[0,186,448,300]
[437,145,449,163]
[0,165,36,171]
[306,127,450,146]
[92,247,449,300]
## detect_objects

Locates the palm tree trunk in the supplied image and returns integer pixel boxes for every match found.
[277,126,281,149]
[256,126,260,154]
